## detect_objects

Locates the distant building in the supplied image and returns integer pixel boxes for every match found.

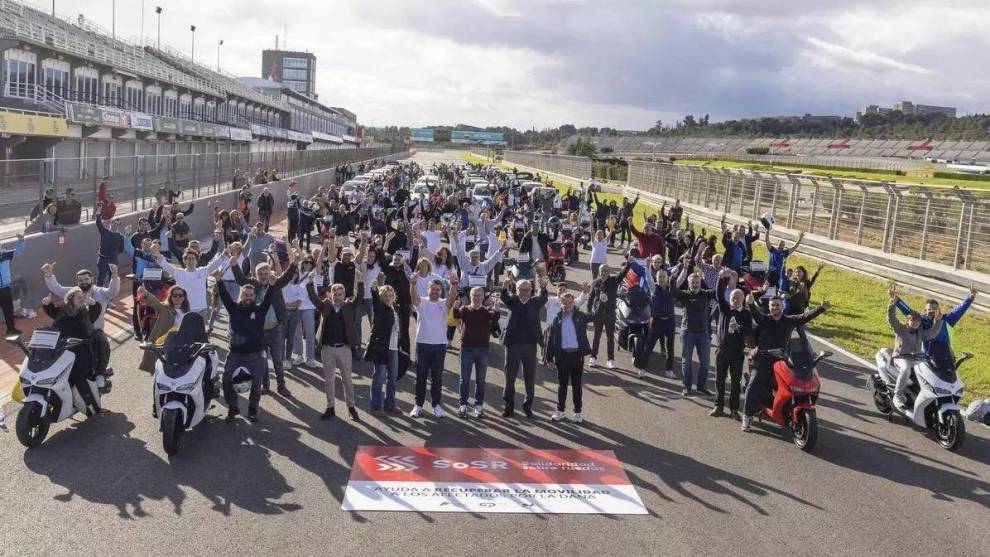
[893,101,956,118]
[858,101,956,120]
[261,50,317,98]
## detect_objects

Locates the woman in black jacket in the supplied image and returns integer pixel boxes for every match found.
[41,287,102,407]
[365,282,402,415]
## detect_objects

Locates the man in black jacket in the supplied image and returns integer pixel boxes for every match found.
[546,292,593,423]
[232,252,297,397]
[711,274,753,420]
[672,270,716,396]
[215,259,297,422]
[743,292,829,431]
[587,262,631,369]
[516,223,552,264]
[257,187,275,232]
[499,274,549,418]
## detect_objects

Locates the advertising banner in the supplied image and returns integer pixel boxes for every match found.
[129,112,154,131]
[341,446,648,514]
[154,116,181,134]
[410,128,435,143]
[65,103,103,126]
[180,120,201,136]
[100,108,129,128]
[451,130,505,144]
[228,127,253,142]
[0,111,68,137]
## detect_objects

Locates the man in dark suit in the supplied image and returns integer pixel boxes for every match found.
[499,274,549,418]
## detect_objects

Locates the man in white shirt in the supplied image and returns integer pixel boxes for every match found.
[42,261,120,392]
[454,228,502,289]
[157,248,227,315]
[409,275,459,418]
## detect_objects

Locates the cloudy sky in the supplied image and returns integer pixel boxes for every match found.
[40,0,990,129]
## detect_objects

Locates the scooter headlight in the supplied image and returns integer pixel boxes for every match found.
[175,382,198,393]
[917,375,951,396]
[155,381,172,392]
[790,385,806,394]
[35,375,59,387]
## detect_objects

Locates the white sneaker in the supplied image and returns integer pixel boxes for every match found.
[410,405,423,418]
[573,413,584,424]
[589,357,597,367]
[472,404,484,418]
[433,404,445,418]
[283,359,294,369]
[606,360,615,369]
[638,369,645,378]
[292,355,305,365]
[551,410,564,421]
[306,359,320,368]
[741,415,752,432]
[664,370,676,379]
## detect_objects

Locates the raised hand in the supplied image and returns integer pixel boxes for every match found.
[108,264,118,277]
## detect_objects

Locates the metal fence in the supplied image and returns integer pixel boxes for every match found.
[654,154,922,172]
[1,146,405,237]
[627,160,990,274]
[503,151,592,180]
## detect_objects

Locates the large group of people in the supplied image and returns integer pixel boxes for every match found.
[13,157,980,435]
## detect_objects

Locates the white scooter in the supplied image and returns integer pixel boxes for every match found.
[7,328,102,448]
[872,341,970,451]
[140,313,218,456]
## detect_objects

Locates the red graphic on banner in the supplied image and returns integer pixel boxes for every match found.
[349,446,632,485]
[907,138,934,152]
[770,138,791,149]
[828,139,851,150]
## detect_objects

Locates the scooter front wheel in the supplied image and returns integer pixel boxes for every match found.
[792,409,818,452]
[162,408,184,456]
[935,410,965,451]
[16,401,50,448]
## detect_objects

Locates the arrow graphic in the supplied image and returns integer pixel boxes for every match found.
[374,455,420,472]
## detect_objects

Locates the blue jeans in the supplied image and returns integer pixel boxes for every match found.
[459,347,489,406]
[415,343,446,407]
[371,349,398,411]
[680,330,710,390]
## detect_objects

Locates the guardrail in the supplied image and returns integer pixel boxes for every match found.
[626,160,990,274]
[503,151,592,180]
[0,146,405,238]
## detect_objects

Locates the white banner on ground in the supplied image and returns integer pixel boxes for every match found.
[341,446,647,515]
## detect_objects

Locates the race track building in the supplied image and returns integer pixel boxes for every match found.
[0,0,359,174]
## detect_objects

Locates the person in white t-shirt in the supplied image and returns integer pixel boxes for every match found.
[409,274,459,418]
[543,282,589,359]
[157,248,227,315]
[589,230,609,279]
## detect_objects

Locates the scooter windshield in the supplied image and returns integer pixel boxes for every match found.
[926,341,958,384]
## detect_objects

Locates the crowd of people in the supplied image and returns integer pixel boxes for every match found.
[12,157,980,433]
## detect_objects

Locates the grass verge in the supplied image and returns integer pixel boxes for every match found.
[460,151,990,400]
[673,158,990,190]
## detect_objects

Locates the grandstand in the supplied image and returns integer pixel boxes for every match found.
[0,0,361,167]
[576,135,990,166]
[0,0,380,236]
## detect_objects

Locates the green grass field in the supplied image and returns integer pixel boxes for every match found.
[673,158,990,190]
[461,151,990,399]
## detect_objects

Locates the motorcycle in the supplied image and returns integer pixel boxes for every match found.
[577,222,593,251]
[749,337,831,451]
[872,341,969,451]
[140,313,218,456]
[546,241,567,283]
[8,328,102,448]
[616,286,651,361]
[559,226,579,266]
[505,253,536,283]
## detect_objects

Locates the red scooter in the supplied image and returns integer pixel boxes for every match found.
[749,340,831,451]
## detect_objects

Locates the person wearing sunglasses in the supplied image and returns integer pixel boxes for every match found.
[138,285,191,373]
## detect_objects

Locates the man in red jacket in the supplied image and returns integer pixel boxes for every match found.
[629,217,664,259]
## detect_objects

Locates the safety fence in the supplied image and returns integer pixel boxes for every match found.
[0,146,405,237]
[627,160,990,274]
[503,151,592,180]
[659,154,922,172]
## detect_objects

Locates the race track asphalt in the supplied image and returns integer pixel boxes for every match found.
[0,151,987,557]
